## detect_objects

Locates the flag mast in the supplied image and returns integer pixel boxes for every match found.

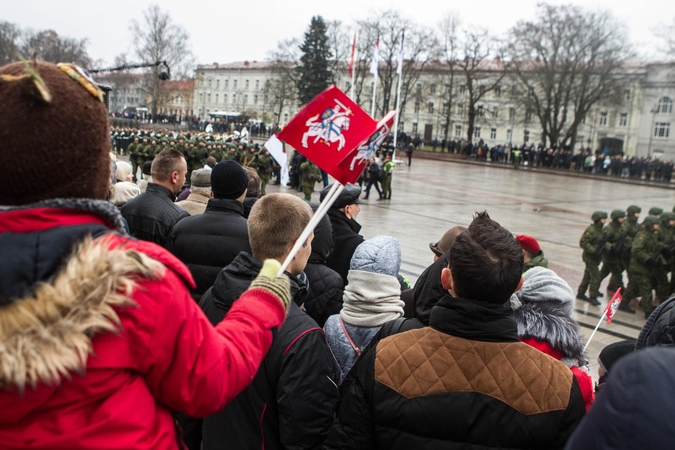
[369,33,379,117]
[348,32,357,99]
[392,29,405,162]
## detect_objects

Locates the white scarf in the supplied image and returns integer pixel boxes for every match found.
[340,270,404,327]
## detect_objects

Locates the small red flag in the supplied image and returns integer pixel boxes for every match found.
[348,33,357,77]
[604,288,622,325]
[338,110,396,183]
[277,86,378,185]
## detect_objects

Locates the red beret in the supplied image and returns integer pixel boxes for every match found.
[516,234,541,254]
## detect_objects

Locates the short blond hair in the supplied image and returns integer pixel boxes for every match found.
[248,193,312,261]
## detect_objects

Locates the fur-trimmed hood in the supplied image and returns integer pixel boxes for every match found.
[0,236,163,393]
[514,302,587,367]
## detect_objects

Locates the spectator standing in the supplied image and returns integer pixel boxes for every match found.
[175,169,212,215]
[516,234,548,272]
[363,157,383,200]
[111,160,141,208]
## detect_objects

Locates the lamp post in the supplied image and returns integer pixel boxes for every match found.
[647,104,658,158]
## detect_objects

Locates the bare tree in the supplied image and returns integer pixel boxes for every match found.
[455,29,505,143]
[129,4,195,118]
[437,13,461,142]
[267,38,300,124]
[0,22,20,66]
[326,20,350,85]
[656,18,675,58]
[21,29,92,67]
[504,4,631,148]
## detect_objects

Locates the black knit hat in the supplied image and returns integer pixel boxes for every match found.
[598,340,635,374]
[211,160,248,199]
[0,61,110,205]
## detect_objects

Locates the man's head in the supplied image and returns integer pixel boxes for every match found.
[320,183,362,220]
[0,61,110,205]
[210,161,248,201]
[661,212,675,228]
[643,215,660,230]
[627,205,641,220]
[190,168,212,197]
[592,211,608,224]
[649,207,663,217]
[610,209,626,223]
[151,149,187,195]
[442,211,523,304]
[515,234,542,263]
[430,226,467,261]
[248,193,313,275]
[243,166,261,199]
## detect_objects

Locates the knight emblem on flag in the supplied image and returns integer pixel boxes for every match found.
[302,101,352,151]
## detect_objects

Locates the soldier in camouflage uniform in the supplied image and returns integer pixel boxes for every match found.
[654,212,675,302]
[621,205,642,276]
[127,136,140,179]
[222,144,238,161]
[299,159,321,202]
[381,154,394,200]
[623,216,663,318]
[648,207,663,218]
[577,211,608,306]
[599,209,626,293]
[256,148,273,196]
[241,146,259,169]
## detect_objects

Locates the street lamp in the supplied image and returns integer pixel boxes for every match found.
[647,104,658,158]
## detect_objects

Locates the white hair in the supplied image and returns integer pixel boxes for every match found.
[115,161,133,182]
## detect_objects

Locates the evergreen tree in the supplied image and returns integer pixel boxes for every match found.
[296,16,332,106]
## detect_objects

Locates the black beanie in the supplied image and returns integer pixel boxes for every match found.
[0,61,110,205]
[211,160,248,199]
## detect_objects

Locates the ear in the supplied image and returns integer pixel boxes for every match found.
[515,276,524,292]
[441,267,454,292]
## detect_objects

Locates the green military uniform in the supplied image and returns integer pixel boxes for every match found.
[222,145,238,161]
[523,253,549,272]
[127,137,140,178]
[624,216,663,318]
[599,210,627,292]
[654,212,675,302]
[621,205,642,274]
[577,211,608,305]
[256,150,273,196]
[241,148,258,169]
[381,157,394,200]
[299,160,321,201]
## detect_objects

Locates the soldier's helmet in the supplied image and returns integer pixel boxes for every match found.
[592,211,608,222]
[643,216,659,227]
[611,209,626,220]
[627,205,641,214]
[648,207,663,216]
[660,212,675,223]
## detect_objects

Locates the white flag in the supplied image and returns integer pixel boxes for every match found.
[369,37,379,77]
[263,135,289,186]
[396,30,405,75]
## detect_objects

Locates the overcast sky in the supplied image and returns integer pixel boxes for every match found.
[4,0,674,68]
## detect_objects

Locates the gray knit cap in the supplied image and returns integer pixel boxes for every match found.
[515,266,575,316]
[350,236,401,277]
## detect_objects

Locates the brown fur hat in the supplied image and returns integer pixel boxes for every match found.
[0,61,110,205]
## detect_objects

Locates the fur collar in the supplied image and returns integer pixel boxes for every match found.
[514,303,587,366]
[0,236,163,393]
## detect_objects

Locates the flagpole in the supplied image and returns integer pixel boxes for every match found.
[392,63,403,162]
[349,32,357,100]
[583,310,608,353]
[277,183,345,277]
[370,72,378,118]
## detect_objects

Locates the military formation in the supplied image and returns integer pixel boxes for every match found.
[112,126,276,187]
[577,205,675,318]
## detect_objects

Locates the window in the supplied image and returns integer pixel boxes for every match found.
[599,112,608,126]
[216,79,220,89]
[655,122,670,138]
[223,94,228,104]
[254,94,258,104]
[459,84,466,94]
[416,83,422,94]
[430,84,436,94]
[207,78,212,88]
[232,93,237,104]
[658,97,673,113]
[495,86,502,98]
[442,102,449,115]
[509,107,515,121]
[507,128,512,142]
[427,102,434,114]
[245,79,249,90]
[207,93,211,103]
[475,126,481,138]
[624,89,630,102]
[243,94,248,105]
[620,113,627,127]
[215,93,219,104]
[525,110,532,122]
[414,101,420,113]
[199,92,203,103]
[224,79,229,89]
[457,103,464,115]
[491,128,497,139]
[233,79,238,89]
[455,124,462,137]
[284,113,289,123]
[477,105,485,117]
[412,123,418,134]
[523,130,530,143]
[255,79,259,90]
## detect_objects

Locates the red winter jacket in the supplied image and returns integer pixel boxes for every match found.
[0,205,286,449]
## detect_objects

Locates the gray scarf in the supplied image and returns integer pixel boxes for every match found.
[340,270,404,327]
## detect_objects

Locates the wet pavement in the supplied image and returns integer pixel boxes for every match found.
[266,156,674,381]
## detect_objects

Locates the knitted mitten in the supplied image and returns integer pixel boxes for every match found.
[249,259,291,311]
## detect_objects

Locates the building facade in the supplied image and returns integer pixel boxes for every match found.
[194,61,675,160]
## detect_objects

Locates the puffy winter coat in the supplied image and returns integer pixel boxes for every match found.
[166,198,250,300]
[0,199,285,450]
[121,182,189,247]
[303,213,344,327]
[325,294,586,449]
[197,252,339,450]
[635,296,675,349]
[325,208,364,284]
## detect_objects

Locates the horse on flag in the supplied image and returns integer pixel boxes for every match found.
[301,101,352,151]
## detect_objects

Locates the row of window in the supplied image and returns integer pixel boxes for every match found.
[197,92,269,105]
[200,78,265,91]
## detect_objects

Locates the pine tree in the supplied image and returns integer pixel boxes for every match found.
[296,16,332,106]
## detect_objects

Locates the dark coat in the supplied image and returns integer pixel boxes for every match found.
[121,183,189,247]
[325,208,364,284]
[304,214,344,327]
[565,347,675,450]
[324,294,586,450]
[636,296,675,350]
[166,198,250,301]
[197,253,339,450]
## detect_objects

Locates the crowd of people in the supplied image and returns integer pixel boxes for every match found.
[4,60,675,450]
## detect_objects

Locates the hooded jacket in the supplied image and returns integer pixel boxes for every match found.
[0,199,285,450]
[635,296,675,349]
[325,208,364,284]
[197,252,339,450]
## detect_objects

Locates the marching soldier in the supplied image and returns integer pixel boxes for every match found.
[655,212,675,302]
[256,148,274,196]
[599,209,626,293]
[577,211,608,306]
[623,216,663,318]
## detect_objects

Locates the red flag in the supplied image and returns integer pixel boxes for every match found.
[277,85,378,185]
[604,288,622,325]
[348,33,357,77]
[337,110,396,183]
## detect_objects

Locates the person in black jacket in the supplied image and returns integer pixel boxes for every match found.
[325,212,586,450]
[322,184,365,284]
[303,209,344,327]
[166,161,251,301]
[362,157,383,200]
[189,193,339,450]
[121,149,189,247]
